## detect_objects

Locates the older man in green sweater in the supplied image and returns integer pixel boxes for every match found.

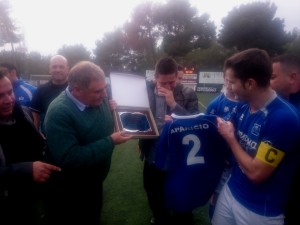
[43,61,132,225]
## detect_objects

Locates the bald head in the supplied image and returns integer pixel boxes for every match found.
[49,55,69,85]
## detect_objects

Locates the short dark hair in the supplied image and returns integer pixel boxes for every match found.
[0,62,18,77]
[0,62,17,72]
[224,48,272,88]
[272,54,300,73]
[0,67,9,79]
[154,57,178,77]
[177,64,184,71]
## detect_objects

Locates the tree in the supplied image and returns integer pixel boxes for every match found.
[0,50,50,80]
[94,28,130,75]
[26,52,50,76]
[218,2,289,54]
[120,0,216,70]
[123,1,161,67]
[284,28,300,56]
[0,0,21,52]
[58,44,91,68]
[156,0,216,57]
[185,42,235,71]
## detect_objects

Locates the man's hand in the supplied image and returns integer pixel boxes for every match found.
[216,117,235,144]
[109,99,117,110]
[33,161,61,183]
[165,115,173,122]
[157,86,176,109]
[110,131,133,144]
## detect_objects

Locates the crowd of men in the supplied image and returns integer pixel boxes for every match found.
[0,50,299,225]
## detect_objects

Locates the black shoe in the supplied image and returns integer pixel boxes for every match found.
[150,216,156,224]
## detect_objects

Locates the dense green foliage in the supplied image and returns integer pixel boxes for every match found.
[0,0,20,48]
[1,0,299,76]
[219,2,289,54]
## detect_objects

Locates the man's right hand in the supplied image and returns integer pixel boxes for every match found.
[33,161,61,183]
[110,131,133,144]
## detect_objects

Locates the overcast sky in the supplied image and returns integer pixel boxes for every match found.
[7,0,300,55]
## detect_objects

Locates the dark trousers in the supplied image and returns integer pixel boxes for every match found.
[43,181,103,225]
[284,164,300,225]
[0,189,42,225]
[143,161,171,224]
[143,161,194,225]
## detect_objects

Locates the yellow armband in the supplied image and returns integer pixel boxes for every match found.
[255,142,285,168]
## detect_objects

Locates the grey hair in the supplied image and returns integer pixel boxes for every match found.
[68,61,105,90]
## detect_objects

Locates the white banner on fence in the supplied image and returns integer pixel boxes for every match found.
[198,72,224,84]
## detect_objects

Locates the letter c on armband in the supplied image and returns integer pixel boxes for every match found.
[255,142,285,167]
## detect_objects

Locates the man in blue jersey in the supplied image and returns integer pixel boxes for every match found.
[0,62,36,107]
[206,68,239,220]
[212,48,300,225]
[271,54,300,225]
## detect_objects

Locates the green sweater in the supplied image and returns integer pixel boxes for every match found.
[44,91,115,183]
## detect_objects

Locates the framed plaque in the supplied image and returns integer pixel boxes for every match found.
[110,73,159,138]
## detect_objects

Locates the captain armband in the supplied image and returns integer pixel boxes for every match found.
[255,142,285,168]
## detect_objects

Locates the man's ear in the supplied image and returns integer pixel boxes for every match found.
[289,72,297,84]
[245,78,256,90]
[71,85,81,97]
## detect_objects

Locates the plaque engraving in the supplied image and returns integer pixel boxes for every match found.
[113,108,158,138]
[119,112,152,132]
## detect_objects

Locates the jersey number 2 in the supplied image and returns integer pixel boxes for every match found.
[183,134,205,166]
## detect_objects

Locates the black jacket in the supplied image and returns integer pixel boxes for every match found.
[0,103,45,196]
